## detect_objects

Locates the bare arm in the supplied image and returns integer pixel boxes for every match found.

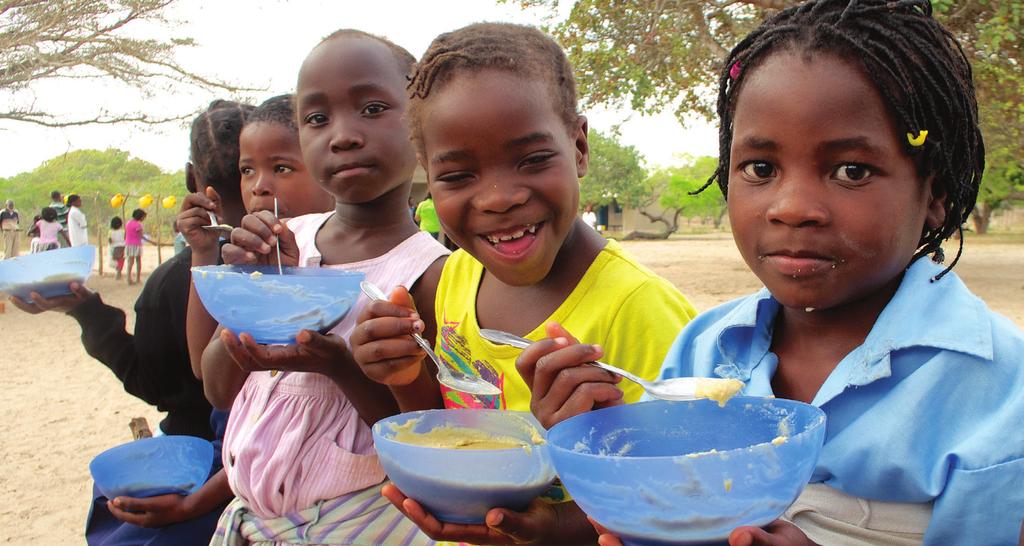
[201,330,249,410]
[391,256,446,411]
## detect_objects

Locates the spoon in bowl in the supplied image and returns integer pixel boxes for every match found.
[359,281,502,397]
[202,211,233,235]
[478,328,744,404]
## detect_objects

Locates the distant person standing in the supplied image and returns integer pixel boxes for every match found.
[49,190,70,244]
[582,204,598,231]
[124,209,148,285]
[414,193,441,241]
[67,194,89,247]
[109,217,126,281]
[1,200,19,258]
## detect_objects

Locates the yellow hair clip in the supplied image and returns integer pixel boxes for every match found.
[907,129,928,147]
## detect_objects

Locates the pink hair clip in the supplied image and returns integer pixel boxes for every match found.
[907,129,928,147]
[729,61,742,80]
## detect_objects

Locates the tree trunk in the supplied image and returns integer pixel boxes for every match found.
[623,230,672,240]
[972,202,992,235]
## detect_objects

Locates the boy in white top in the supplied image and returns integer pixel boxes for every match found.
[66,194,88,247]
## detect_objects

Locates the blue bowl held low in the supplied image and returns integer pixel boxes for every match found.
[373,409,557,524]
[547,397,826,546]
[0,245,95,300]
[191,265,364,345]
[90,436,214,499]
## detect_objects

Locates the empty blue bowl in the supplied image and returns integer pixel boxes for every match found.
[373,409,557,524]
[90,436,214,499]
[547,397,826,546]
[191,265,364,344]
[0,245,95,300]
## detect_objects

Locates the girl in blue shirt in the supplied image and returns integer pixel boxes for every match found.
[520,1,1024,545]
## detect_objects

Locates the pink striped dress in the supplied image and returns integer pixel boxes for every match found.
[222,212,448,536]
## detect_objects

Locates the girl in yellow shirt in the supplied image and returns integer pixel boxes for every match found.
[349,22,697,545]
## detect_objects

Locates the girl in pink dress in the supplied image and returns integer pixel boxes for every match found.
[203,30,448,546]
[34,206,67,251]
[124,209,147,285]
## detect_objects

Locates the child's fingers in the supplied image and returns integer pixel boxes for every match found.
[229,225,272,255]
[544,321,579,343]
[273,222,300,266]
[729,520,814,546]
[107,500,148,526]
[485,501,550,543]
[179,191,216,213]
[357,300,420,327]
[530,342,606,399]
[220,243,257,265]
[352,333,423,364]
[387,285,417,311]
[514,337,567,390]
[296,330,346,359]
[380,483,408,508]
[546,381,624,427]
[9,295,42,314]
[354,315,423,345]
[221,330,260,371]
[204,186,223,215]
[598,533,625,546]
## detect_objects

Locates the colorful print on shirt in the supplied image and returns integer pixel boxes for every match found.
[437,315,506,409]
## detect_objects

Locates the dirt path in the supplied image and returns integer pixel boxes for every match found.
[0,234,1020,543]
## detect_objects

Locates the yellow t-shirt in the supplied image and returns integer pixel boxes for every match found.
[433,240,698,411]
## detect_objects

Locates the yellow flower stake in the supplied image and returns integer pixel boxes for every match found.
[110,193,125,208]
[907,129,928,147]
[138,194,154,208]
[162,195,177,209]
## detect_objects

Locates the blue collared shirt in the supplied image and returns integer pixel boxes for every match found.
[659,258,1024,545]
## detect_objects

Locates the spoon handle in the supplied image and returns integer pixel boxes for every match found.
[478,328,646,385]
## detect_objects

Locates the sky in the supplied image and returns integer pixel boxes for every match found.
[0,0,718,179]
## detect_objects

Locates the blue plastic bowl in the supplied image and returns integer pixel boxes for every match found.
[0,245,95,300]
[547,397,826,546]
[89,436,214,499]
[191,265,363,344]
[373,409,556,524]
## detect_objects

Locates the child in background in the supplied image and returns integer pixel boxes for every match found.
[34,206,68,251]
[124,209,148,285]
[182,93,332,381]
[546,1,1023,545]
[26,213,43,253]
[109,217,125,280]
[205,31,447,545]
[79,100,256,546]
[350,23,696,545]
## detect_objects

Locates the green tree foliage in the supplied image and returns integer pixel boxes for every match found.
[0,0,248,127]
[515,0,789,121]
[0,149,186,240]
[517,0,1023,233]
[644,155,725,235]
[933,1,1024,232]
[581,128,649,208]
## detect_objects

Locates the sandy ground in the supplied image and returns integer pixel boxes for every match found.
[0,234,1021,544]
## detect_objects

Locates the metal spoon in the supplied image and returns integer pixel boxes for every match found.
[273,198,283,276]
[479,328,742,402]
[202,211,233,234]
[360,281,502,396]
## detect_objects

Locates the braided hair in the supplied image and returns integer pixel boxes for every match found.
[407,23,578,157]
[189,99,255,202]
[246,94,297,134]
[704,0,983,279]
